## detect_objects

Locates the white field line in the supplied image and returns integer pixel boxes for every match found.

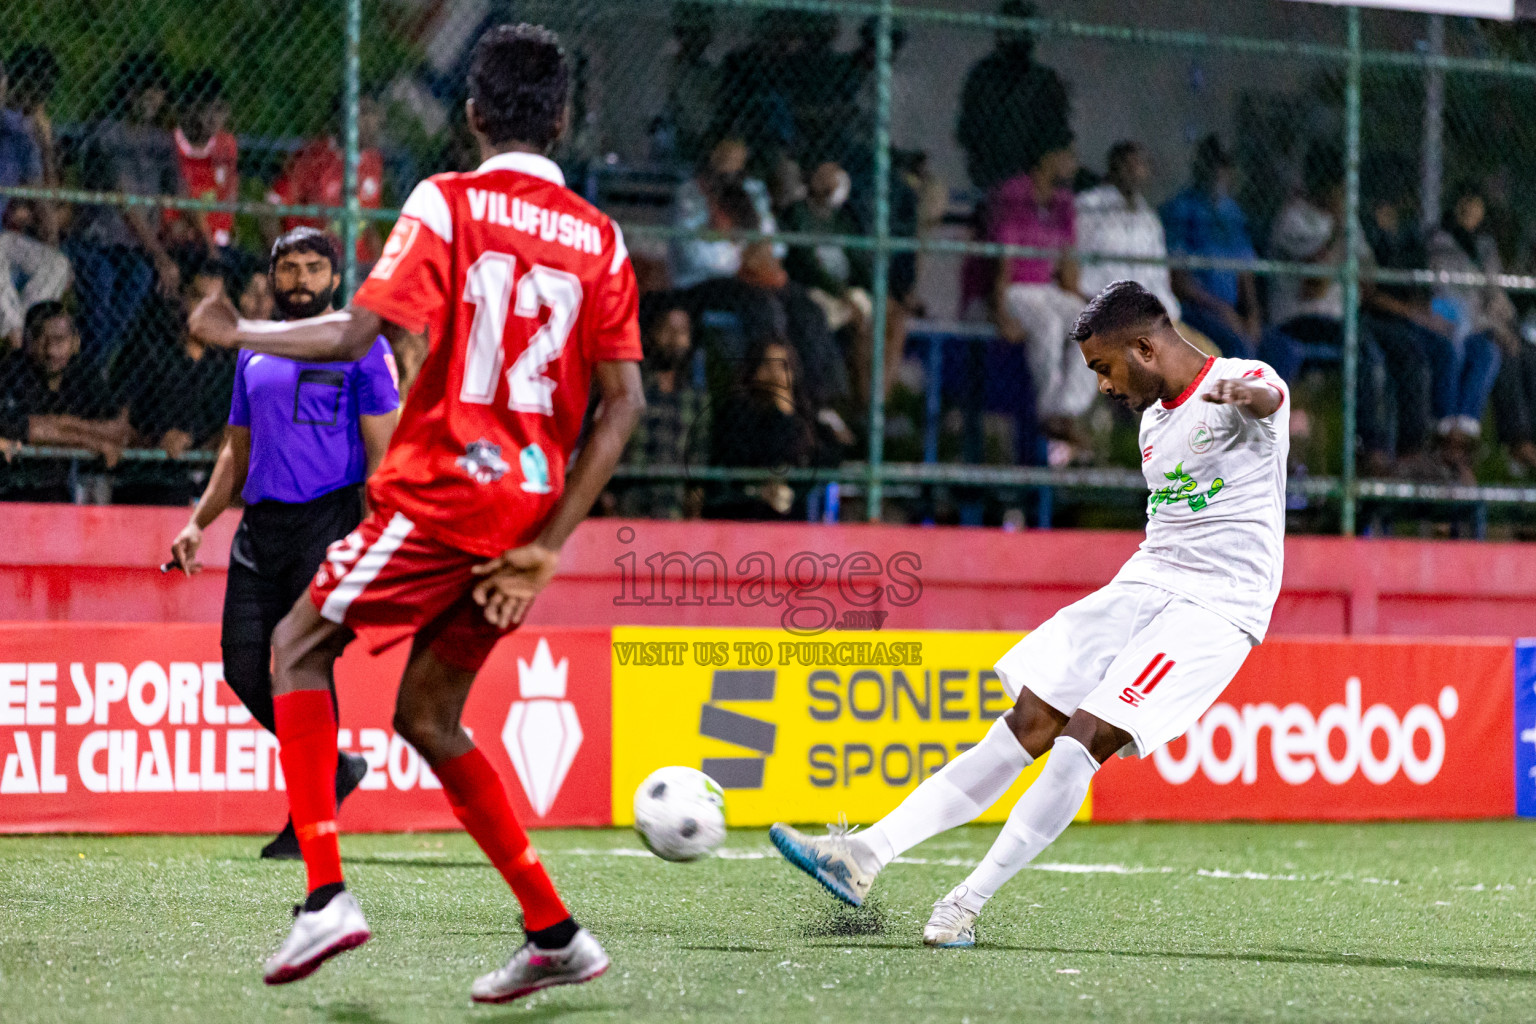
[542,847,1403,886]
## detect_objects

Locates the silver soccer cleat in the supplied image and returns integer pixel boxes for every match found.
[768,822,878,907]
[470,928,610,1004]
[923,885,980,948]
[263,890,371,985]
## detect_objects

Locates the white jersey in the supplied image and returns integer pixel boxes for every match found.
[1112,356,1289,641]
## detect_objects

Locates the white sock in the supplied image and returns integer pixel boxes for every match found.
[958,735,1098,910]
[852,718,1031,871]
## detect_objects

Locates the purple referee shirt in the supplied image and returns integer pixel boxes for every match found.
[228,337,400,505]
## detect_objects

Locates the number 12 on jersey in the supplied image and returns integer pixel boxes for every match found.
[459,251,584,415]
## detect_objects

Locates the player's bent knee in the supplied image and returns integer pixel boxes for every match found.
[1061,710,1131,765]
[1006,688,1070,758]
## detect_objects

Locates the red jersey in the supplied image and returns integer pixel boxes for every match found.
[171,128,239,246]
[352,151,642,558]
[266,137,385,262]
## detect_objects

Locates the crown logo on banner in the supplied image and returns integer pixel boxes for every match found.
[515,636,569,698]
[501,638,582,817]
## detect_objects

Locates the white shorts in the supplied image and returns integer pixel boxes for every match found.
[994,581,1256,757]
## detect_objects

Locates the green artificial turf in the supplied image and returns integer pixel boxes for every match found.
[3,822,1535,1023]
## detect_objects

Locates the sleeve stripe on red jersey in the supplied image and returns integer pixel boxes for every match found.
[401,180,453,243]
[609,221,629,275]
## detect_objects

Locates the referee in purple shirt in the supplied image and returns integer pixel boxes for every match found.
[168,228,400,858]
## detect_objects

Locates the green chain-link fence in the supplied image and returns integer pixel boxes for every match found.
[6,0,1536,535]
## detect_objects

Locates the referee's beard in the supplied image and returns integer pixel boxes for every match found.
[273,283,336,321]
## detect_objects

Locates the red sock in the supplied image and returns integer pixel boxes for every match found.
[436,747,569,930]
[273,690,343,893]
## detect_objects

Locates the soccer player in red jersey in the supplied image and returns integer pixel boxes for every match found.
[190,25,644,1001]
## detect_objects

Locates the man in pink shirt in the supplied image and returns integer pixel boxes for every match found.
[989,146,1097,443]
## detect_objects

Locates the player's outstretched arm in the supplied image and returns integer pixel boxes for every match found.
[189,290,386,364]
[1203,378,1282,419]
[472,360,645,628]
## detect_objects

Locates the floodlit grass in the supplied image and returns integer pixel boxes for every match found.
[3,822,1535,1022]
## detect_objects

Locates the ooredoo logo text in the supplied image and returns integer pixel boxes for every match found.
[1153,677,1458,787]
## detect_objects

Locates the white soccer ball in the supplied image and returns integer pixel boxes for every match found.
[633,766,726,862]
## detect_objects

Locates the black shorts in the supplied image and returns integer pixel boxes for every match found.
[221,485,363,649]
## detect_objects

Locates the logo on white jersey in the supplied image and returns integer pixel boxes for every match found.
[1189,422,1214,454]
[1148,462,1225,514]
[1119,651,1176,708]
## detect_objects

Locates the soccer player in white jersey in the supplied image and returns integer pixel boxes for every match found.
[771,280,1289,947]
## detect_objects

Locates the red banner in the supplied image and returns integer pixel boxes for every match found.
[1091,638,1515,821]
[0,623,612,833]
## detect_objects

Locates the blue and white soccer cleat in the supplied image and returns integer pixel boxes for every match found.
[263,890,371,984]
[470,928,610,1004]
[769,822,877,907]
[923,885,980,948]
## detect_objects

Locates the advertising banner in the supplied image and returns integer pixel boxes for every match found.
[608,625,1090,827]
[2,623,1523,831]
[0,623,612,833]
[1515,639,1536,817]
[1091,638,1515,821]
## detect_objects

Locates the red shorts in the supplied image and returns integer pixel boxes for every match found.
[308,508,510,672]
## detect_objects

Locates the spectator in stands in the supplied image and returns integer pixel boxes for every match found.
[0,56,70,351]
[1162,136,1274,370]
[617,295,711,519]
[73,53,182,365]
[1266,143,1363,344]
[1492,325,1536,475]
[1075,142,1180,315]
[120,263,237,464]
[785,164,870,310]
[677,170,848,403]
[712,11,807,171]
[736,237,855,421]
[1361,177,1454,479]
[0,56,42,219]
[1429,183,1514,480]
[848,16,912,130]
[989,145,1098,456]
[0,303,129,492]
[710,336,841,520]
[658,3,719,165]
[782,162,899,406]
[670,138,778,289]
[783,14,845,161]
[3,45,61,244]
[957,0,1071,191]
[1267,142,1426,474]
[167,70,239,261]
[236,264,275,321]
[263,94,386,265]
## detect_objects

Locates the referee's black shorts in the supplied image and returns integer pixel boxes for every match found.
[222,484,364,650]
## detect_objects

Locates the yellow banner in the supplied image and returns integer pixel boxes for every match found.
[610,626,1091,826]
